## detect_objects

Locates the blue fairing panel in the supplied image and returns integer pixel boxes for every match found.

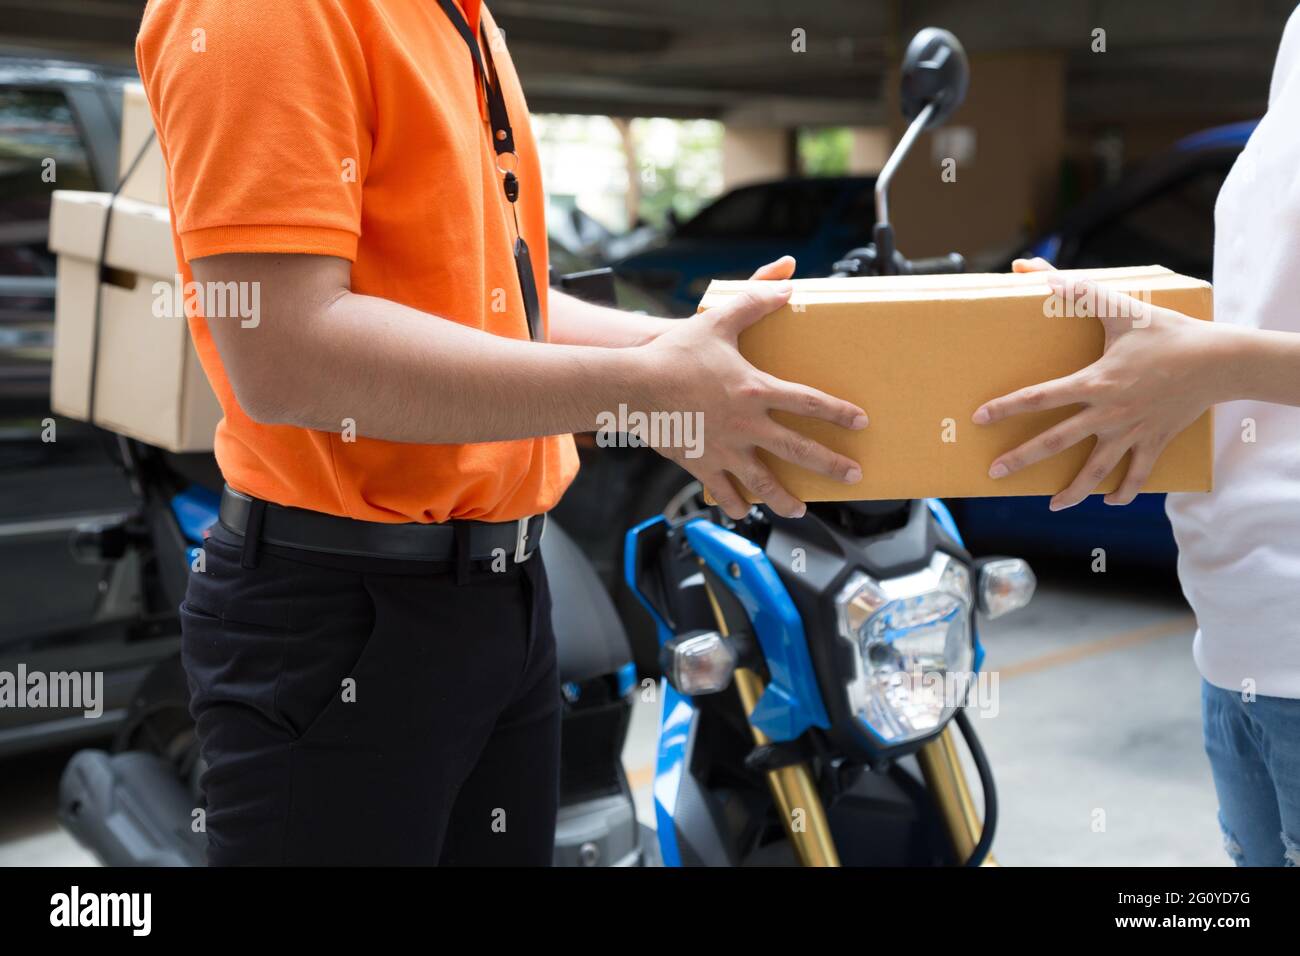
[624,515,690,867]
[1026,233,1061,264]
[683,519,830,741]
[652,682,692,867]
[172,485,220,568]
[1174,119,1258,153]
[926,497,963,548]
[171,484,220,544]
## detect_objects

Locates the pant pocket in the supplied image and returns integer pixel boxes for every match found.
[181,543,375,742]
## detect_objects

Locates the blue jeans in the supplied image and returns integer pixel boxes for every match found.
[1202,679,1300,867]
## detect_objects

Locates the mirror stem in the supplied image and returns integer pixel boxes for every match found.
[874,100,937,229]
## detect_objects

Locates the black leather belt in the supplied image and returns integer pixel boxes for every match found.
[217,487,545,563]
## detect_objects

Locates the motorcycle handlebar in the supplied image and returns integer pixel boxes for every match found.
[904,253,966,276]
[830,249,967,279]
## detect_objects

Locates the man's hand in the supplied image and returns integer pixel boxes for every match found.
[748,254,797,283]
[639,265,868,520]
[972,258,1221,510]
[548,254,800,349]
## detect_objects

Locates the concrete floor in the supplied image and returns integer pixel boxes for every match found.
[0,567,1226,866]
[960,566,1226,866]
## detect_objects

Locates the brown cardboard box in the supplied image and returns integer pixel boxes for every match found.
[48,190,221,452]
[699,266,1213,502]
[118,82,168,206]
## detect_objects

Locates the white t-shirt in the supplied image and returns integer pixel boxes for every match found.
[1165,9,1300,699]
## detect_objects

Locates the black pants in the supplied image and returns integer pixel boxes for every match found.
[180,524,560,865]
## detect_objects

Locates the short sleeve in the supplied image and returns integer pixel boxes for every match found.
[136,0,373,262]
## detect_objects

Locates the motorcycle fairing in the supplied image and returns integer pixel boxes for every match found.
[170,484,221,545]
[652,682,691,867]
[625,515,691,867]
[682,519,831,742]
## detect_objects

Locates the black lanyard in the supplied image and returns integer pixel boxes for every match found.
[435,0,541,341]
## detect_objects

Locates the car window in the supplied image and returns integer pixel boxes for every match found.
[833,182,877,240]
[1069,162,1229,281]
[0,87,94,279]
[678,181,845,241]
[677,186,769,239]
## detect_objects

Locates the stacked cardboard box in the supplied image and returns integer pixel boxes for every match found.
[48,82,220,452]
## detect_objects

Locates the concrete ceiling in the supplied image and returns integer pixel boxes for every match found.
[0,0,1293,125]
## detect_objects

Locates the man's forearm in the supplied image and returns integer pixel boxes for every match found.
[548,287,677,348]
[248,290,651,444]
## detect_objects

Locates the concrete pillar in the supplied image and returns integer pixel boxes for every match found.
[722,126,794,189]
[848,127,891,175]
[885,52,1066,265]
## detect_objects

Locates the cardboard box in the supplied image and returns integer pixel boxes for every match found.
[48,190,221,452]
[118,82,168,206]
[699,266,1213,502]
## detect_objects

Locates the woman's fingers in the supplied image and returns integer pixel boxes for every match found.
[1104,441,1162,506]
[973,371,1087,425]
[988,413,1095,479]
[1046,274,1153,336]
[1050,440,1128,511]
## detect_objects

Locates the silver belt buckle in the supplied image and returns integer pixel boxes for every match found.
[514,513,545,563]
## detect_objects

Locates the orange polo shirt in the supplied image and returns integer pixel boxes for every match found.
[136,0,577,523]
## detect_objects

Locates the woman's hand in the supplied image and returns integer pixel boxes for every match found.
[972,258,1222,510]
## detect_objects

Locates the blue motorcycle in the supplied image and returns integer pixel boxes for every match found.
[625,28,1036,867]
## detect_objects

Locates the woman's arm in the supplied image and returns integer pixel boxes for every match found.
[1215,323,1300,406]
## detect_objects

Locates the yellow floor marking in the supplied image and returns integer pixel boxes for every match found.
[995,613,1196,680]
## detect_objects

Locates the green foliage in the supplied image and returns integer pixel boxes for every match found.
[633,118,723,228]
[798,127,852,177]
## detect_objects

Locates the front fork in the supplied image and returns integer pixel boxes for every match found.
[733,667,842,866]
[917,727,999,865]
[705,575,992,867]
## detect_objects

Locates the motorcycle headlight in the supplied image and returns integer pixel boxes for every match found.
[834,553,973,744]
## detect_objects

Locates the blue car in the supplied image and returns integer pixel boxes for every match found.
[950,120,1258,568]
[612,176,876,314]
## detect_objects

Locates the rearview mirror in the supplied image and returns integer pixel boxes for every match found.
[899,27,969,130]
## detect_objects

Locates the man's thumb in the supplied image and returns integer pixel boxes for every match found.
[714,280,793,336]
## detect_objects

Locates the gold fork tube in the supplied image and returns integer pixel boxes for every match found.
[916,725,999,866]
[703,576,840,867]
